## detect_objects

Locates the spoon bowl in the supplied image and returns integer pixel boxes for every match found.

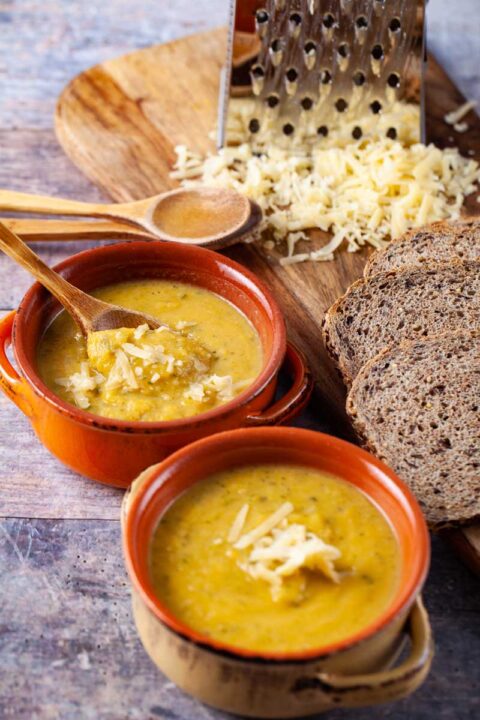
[144,187,251,243]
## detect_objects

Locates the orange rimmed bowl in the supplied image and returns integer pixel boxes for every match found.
[0,241,312,486]
[122,427,432,718]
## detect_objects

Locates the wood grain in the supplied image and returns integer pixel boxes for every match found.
[1,217,158,242]
[55,27,368,427]
[54,27,480,568]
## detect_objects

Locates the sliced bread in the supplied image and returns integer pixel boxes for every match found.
[322,259,480,385]
[347,331,480,529]
[364,217,480,279]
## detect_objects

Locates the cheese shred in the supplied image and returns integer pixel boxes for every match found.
[227,504,250,544]
[444,100,477,126]
[234,502,294,550]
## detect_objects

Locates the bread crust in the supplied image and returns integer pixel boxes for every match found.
[364,217,480,279]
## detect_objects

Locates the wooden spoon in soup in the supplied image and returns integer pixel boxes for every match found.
[0,221,214,386]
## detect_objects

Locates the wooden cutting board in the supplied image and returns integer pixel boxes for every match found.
[55,27,480,573]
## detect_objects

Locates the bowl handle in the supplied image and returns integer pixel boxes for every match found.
[0,311,34,418]
[245,341,313,426]
[309,597,433,708]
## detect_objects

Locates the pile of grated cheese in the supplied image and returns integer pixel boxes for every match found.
[171,102,480,265]
[228,502,342,602]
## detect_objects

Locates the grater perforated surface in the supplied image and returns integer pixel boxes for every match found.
[219,0,426,147]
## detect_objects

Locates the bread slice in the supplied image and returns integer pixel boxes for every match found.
[322,260,480,385]
[364,217,480,279]
[347,331,480,529]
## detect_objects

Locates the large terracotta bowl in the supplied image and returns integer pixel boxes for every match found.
[0,241,312,486]
[122,427,433,718]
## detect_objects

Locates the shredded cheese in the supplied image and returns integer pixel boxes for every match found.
[183,373,234,403]
[246,524,341,580]
[133,323,148,340]
[57,324,238,411]
[234,504,342,602]
[453,121,469,134]
[227,504,250,544]
[55,362,105,410]
[183,381,205,402]
[172,101,480,264]
[105,348,139,391]
[203,374,234,401]
[175,321,197,330]
[444,100,477,126]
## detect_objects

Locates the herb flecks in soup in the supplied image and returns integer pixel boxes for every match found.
[150,465,401,654]
[37,280,263,422]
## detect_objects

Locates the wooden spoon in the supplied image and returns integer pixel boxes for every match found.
[0,187,257,249]
[0,201,262,244]
[0,221,160,335]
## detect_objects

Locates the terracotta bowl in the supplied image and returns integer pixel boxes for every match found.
[0,241,312,486]
[122,427,433,718]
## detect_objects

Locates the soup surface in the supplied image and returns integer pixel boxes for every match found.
[37,280,263,422]
[150,464,401,654]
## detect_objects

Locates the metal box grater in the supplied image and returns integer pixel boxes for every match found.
[218,0,426,148]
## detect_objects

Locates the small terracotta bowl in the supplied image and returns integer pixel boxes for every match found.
[122,427,433,718]
[0,241,312,486]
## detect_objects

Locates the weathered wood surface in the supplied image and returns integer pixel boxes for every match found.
[1,520,479,720]
[0,1,479,719]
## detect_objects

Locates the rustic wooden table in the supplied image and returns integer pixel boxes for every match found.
[0,2,479,719]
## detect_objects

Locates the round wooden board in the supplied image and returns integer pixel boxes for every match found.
[54,27,480,572]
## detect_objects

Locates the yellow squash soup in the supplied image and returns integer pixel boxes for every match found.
[149,465,401,654]
[37,280,263,422]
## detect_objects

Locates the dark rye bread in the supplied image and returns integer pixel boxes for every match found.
[322,260,480,386]
[365,217,480,279]
[347,331,480,529]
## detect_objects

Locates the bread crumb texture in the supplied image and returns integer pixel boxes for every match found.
[347,331,480,529]
[323,260,480,384]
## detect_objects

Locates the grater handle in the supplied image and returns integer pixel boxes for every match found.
[217,0,238,148]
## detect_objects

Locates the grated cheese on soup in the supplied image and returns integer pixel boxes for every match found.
[232,502,342,602]
[171,102,480,264]
[56,324,235,412]
[55,361,105,410]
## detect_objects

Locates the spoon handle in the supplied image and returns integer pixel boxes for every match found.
[1,218,156,241]
[0,220,101,334]
[0,189,118,219]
